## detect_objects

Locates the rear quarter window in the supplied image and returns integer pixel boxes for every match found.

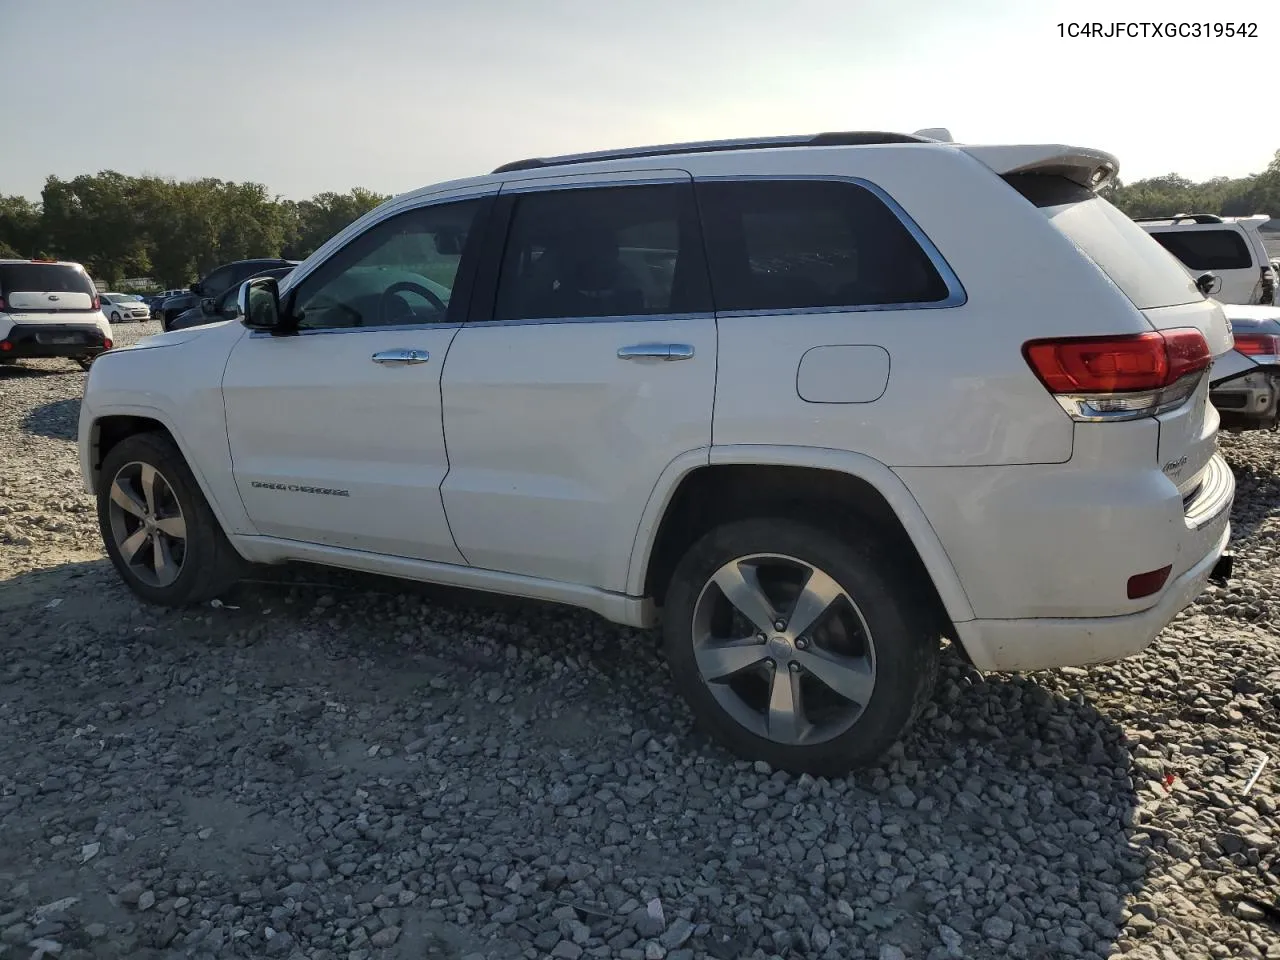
[1147,229,1253,271]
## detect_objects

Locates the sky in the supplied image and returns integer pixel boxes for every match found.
[1,0,1277,201]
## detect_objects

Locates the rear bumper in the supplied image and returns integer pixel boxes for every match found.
[0,323,109,359]
[952,461,1233,673]
[1211,369,1279,429]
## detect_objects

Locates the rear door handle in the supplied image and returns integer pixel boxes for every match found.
[371,348,429,365]
[617,343,695,361]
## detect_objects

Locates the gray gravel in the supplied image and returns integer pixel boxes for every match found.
[1,321,1278,960]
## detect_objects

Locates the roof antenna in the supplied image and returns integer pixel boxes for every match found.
[913,128,954,142]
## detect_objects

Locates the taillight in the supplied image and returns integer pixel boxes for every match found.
[0,341,12,352]
[1261,267,1276,306]
[1023,328,1211,422]
[92,295,101,311]
[0,296,6,311]
[1234,333,1280,360]
[103,338,113,350]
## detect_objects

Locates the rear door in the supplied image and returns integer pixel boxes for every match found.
[439,171,717,591]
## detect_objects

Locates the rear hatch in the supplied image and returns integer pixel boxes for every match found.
[0,262,99,322]
[964,145,1232,500]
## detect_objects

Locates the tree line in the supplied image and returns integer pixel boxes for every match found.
[1099,149,1280,220]
[2,150,1278,289]
[0,172,389,289]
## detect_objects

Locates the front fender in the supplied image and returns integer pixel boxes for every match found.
[624,443,976,625]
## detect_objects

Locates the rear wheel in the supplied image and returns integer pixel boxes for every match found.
[97,432,245,605]
[662,517,939,775]
[75,356,94,371]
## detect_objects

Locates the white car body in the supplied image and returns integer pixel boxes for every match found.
[0,259,113,364]
[77,132,1235,768]
[100,293,151,323]
[1138,214,1278,306]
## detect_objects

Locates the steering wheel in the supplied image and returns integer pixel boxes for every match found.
[379,280,447,325]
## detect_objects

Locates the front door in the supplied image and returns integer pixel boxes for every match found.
[222,192,493,562]
[440,174,717,591]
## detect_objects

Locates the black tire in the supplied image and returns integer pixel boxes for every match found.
[75,356,94,371]
[662,517,939,776]
[110,312,121,324]
[96,431,246,606]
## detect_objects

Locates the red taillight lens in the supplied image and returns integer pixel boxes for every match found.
[0,296,6,311]
[1127,565,1172,600]
[1024,329,1210,393]
[1023,328,1211,421]
[92,295,101,311]
[1234,333,1280,358]
[103,338,113,350]
[0,341,12,352]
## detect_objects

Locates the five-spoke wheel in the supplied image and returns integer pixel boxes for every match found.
[96,431,245,605]
[106,461,188,587]
[663,517,939,775]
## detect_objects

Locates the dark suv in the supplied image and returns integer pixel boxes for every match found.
[160,258,298,330]
[168,266,297,332]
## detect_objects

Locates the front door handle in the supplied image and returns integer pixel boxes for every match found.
[371,348,429,365]
[617,343,695,361]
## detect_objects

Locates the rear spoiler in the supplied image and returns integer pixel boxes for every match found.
[960,144,1120,190]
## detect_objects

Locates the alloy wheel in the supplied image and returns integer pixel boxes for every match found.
[690,553,877,746]
[106,461,188,587]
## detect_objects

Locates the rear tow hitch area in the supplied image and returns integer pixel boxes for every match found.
[1210,552,1234,586]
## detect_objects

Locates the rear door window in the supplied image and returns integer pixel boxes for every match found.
[695,179,951,312]
[1146,229,1253,271]
[0,263,98,311]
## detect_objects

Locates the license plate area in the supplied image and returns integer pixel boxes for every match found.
[39,333,84,345]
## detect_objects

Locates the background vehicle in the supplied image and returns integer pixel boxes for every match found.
[79,131,1234,774]
[168,265,295,331]
[1137,213,1277,305]
[100,292,150,323]
[1209,303,1280,431]
[160,259,297,330]
[1,259,113,370]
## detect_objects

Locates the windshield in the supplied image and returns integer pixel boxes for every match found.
[1003,174,1203,310]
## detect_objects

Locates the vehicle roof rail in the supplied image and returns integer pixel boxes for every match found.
[491,131,934,174]
[1132,213,1223,225]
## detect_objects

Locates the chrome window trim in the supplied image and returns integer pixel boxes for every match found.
[466,311,715,330]
[248,321,464,339]
[694,173,967,315]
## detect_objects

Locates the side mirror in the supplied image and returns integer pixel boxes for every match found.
[189,282,202,295]
[240,277,284,331]
[1196,272,1222,296]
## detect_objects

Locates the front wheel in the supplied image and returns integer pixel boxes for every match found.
[110,312,121,324]
[97,432,246,605]
[662,517,939,776]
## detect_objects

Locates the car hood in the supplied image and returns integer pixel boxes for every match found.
[118,324,225,352]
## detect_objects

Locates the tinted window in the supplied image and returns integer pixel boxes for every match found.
[493,183,711,321]
[1147,229,1252,271]
[696,180,949,312]
[0,263,96,297]
[290,198,482,331]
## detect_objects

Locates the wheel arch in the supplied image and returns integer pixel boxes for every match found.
[628,445,976,646]
[85,406,244,541]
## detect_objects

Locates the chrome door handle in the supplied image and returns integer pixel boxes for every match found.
[371,348,429,365]
[617,343,695,361]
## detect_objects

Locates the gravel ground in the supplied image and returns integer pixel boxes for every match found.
[2,320,1279,960]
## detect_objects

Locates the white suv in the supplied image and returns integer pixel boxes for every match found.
[78,131,1235,774]
[1,259,114,370]
[1137,213,1278,306]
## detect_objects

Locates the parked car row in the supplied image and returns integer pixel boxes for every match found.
[1141,213,1280,431]
[77,129,1239,773]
